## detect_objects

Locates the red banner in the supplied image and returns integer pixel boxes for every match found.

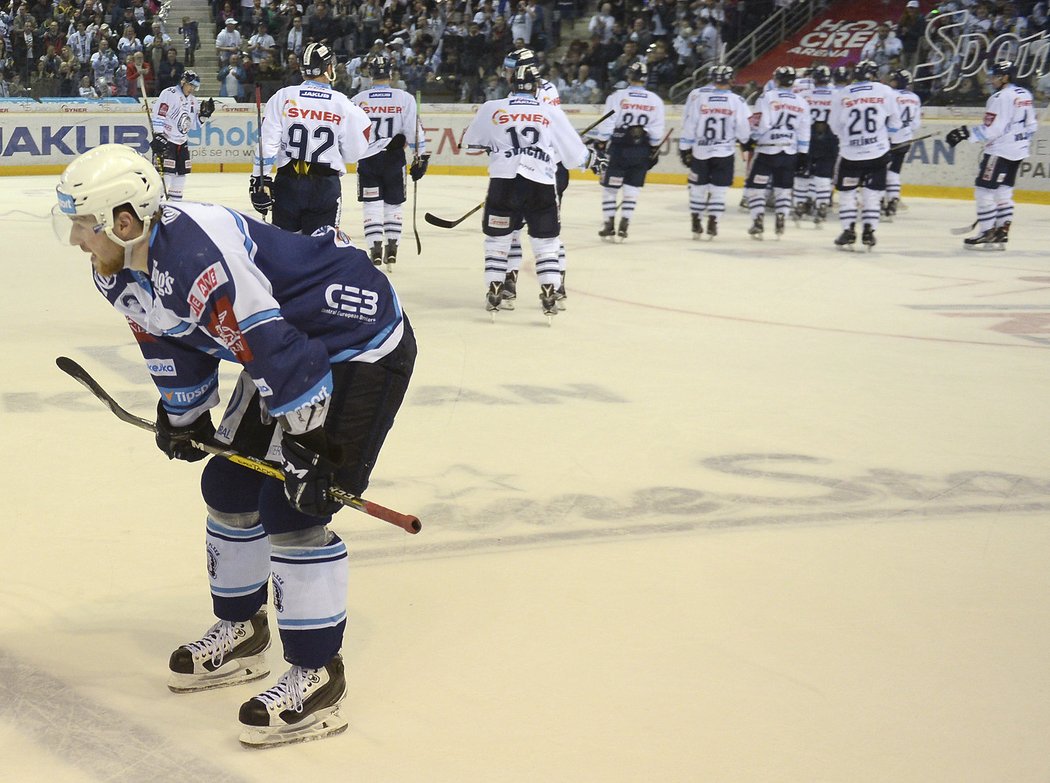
[736,0,910,84]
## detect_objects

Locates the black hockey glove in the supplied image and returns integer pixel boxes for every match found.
[586,147,608,176]
[795,152,810,175]
[409,153,430,181]
[198,97,215,118]
[280,432,343,517]
[150,134,168,157]
[249,175,274,216]
[155,401,214,462]
[678,148,693,167]
[386,133,407,151]
[740,138,756,154]
[945,125,970,148]
[646,145,661,171]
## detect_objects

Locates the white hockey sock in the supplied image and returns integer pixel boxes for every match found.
[837,188,858,228]
[205,515,271,619]
[975,187,997,232]
[813,177,832,207]
[619,185,639,220]
[484,234,512,285]
[601,187,619,220]
[745,187,764,219]
[707,185,727,223]
[362,201,384,246]
[774,187,792,217]
[530,235,561,287]
[886,171,901,201]
[861,188,882,229]
[383,202,403,243]
[688,183,707,215]
[557,239,566,272]
[793,176,812,206]
[165,174,186,201]
[994,185,1014,227]
[508,229,523,273]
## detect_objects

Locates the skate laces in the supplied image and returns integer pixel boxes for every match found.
[256,665,320,714]
[185,619,238,667]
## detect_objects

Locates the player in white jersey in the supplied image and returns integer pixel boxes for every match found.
[828,59,901,250]
[150,70,215,201]
[589,62,667,241]
[351,53,428,269]
[883,69,922,219]
[946,59,1038,248]
[462,64,606,319]
[501,48,572,308]
[678,64,750,239]
[251,43,371,234]
[794,64,837,225]
[743,66,811,239]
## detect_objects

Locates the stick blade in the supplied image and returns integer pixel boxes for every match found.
[423,212,459,229]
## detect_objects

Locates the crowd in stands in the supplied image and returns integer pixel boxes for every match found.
[0,0,1047,103]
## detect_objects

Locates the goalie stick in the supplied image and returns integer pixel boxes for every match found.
[55,356,421,534]
[424,109,615,230]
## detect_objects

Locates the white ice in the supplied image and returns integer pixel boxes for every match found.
[1,173,1049,782]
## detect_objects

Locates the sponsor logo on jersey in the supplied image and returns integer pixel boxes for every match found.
[620,101,656,112]
[147,358,177,376]
[252,377,273,397]
[158,102,170,117]
[188,262,229,318]
[324,284,379,318]
[298,89,332,100]
[207,295,253,362]
[164,383,211,405]
[701,105,735,116]
[127,317,155,343]
[151,268,174,297]
[370,91,393,98]
[359,103,403,114]
[842,96,885,107]
[284,104,344,124]
[487,214,511,229]
[491,108,550,127]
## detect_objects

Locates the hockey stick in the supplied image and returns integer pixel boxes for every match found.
[254,83,267,223]
[950,220,978,235]
[55,356,421,534]
[412,90,422,255]
[138,74,168,199]
[424,110,615,230]
[889,132,941,151]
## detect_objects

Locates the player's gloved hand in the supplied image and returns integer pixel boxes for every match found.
[945,125,970,147]
[646,145,661,171]
[678,148,693,167]
[155,401,214,462]
[151,134,168,157]
[586,147,608,176]
[409,153,430,181]
[740,138,756,154]
[199,97,215,118]
[249,175,273,215]
[795,152,810,175]
[280,431,343,517]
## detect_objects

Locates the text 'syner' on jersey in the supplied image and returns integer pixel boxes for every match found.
[829,81,902,160]
[256,79,371,175]
[151,86,203,145]
[591,86,667,148]
[750,87,811,155]
[350,85,426,158]
[461,95,591,185]
[93,202,405,429]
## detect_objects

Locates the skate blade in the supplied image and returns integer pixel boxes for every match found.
[963,244,1006,251]
[168,657,270,694]
[545,314,555,326]
[556,300,566,311]
[500,299,515,310]
[239,708,349,749]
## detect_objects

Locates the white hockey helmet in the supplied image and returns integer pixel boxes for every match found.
[52,143,163,249]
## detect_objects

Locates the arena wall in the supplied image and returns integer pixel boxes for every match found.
[1,100,1047,203]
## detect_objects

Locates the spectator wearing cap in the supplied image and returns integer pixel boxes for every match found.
[898,1,925,71]
[216,18,241,66]
[248,22,276,63]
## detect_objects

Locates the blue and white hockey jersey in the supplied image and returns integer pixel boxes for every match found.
[93,202,406,428]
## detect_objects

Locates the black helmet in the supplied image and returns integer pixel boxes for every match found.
[773,65,796,88]
[989,59,1016,79]
[889,68,911,88]
[853,59,879,81]
[367,53,393,79]
[503,47,536,73]
[711,64,734,85]
[811,64,831,86]
[302,42,334,79]
[832,64,852,85]
[512,63,539,93]
[625,61,648,83]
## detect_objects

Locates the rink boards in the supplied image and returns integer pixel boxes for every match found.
[0,100,1047,202]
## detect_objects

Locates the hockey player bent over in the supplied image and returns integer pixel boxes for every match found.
[589,61,666,242]
[251,43,371,234]
[150,70,215,200]
[462,64,607,320]
[53,144,416,747]
[946,59,1037,249]
[677,64,750,239]
[351,53,428,269]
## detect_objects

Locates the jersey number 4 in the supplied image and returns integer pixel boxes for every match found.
[287,122,335,162]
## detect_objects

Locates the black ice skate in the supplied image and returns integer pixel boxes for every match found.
[834,223,857,249]
[748,214,764,240]
[861,224,876,250]
[384,240,398,269]
[555,271,567,311]
[963,227,1004,250]
[617,218,629,241]
[814,203,828,226]
[774,213,785,237]
[691,214,702,239]
[706,215,718,238]
[168,608,271,693]
[486,281,504,313]
[501,270,517,310]
[598,218,616,240]
[238,654,348,748]
[369,242,383,266]
[994,221,1011,245]
[884,198,898,219]
[539,283,558,322]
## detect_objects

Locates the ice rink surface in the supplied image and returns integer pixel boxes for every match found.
[1,172,1049,782]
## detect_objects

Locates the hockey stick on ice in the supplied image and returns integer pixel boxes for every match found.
[950,220,978,235]
[424,110,615,230]
[412,90,422,255]
[55,356,421,534]
[138,75,168,199]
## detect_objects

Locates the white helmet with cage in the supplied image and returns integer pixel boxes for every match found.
[52,143,163,250]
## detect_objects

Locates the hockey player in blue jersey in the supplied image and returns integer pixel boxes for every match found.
[53,143,416,748]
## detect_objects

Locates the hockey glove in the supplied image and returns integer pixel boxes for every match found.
[386,133,407,152]
[198,97,215,118]
[945,125,970,147]
[740,138,756,154]
[586,148,608,176]
[150,134,168,157]
[155,401,214,462]
[646,145,661,171]
[795,152,810,175]
[280,432,343,517]
[409,153,430,181]
[678,148,693,167]
[249,175,274,216]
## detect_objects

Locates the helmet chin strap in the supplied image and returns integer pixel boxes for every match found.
[105,214,153,271]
